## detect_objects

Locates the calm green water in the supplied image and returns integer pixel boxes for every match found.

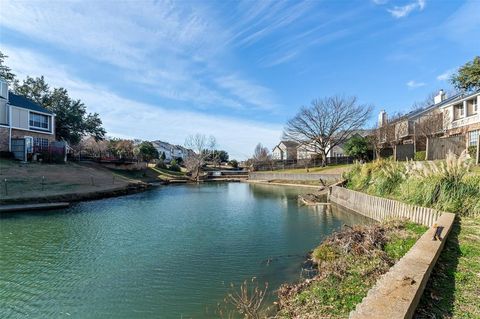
[0,183,372,318]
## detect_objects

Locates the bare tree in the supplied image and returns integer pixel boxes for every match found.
[251,143,271,171]
[370,112,403,158]
[414,112,444,151]
[184,134,216,181]
[283,96,372,166]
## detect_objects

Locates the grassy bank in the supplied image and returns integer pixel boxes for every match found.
[275,220,426,318]
[0,159,157,203]
[343,155,480,217]
[343,154,480,318]
[415,217,480,318]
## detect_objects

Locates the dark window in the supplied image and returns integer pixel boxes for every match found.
[33,137,49,150]
[29,113,49,130]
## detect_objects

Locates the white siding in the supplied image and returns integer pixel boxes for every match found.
[11,107,29,129]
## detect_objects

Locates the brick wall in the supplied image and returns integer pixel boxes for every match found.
[11,128,55,143]
[0,127,9,152]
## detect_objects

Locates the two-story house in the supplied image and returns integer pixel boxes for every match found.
[440,90,480,148]
[0,80,56,158]
[377,90,456,150]
[272,141,298,161]
[152,140,193,161]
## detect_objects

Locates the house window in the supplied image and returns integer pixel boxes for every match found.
[469,130,479,147]
[474,99,478,113]
[29,112,49,130]
[33,137,49,151]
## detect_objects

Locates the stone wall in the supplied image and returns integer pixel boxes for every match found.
[0,126,9,152]
[248,172,341,182]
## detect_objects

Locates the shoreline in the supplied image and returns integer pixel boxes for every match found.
[0,178,319,210]
[243,179,324,189]
[0,182,154,206]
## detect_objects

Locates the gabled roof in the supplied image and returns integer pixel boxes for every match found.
[8,92,53,114]
[279,140,299,148]
[405,90,480,120]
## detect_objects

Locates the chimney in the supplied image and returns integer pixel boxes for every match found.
[378,110,387,127]
[434,89,445,104]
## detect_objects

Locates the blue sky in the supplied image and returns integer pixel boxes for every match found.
[0,0,479,159]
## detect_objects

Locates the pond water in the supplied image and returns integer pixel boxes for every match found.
[0,183,372,318]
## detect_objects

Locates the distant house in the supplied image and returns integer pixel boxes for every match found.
[272,141,298,161]
[0,80,56,159]
[151,140,193,161]
[296,130,370,161]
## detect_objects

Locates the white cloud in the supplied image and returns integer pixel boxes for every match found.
[406,80,426,88]
[3,46,282,160]
[436,69,455,81]
[0,0,279,112]
[387,0,426,18]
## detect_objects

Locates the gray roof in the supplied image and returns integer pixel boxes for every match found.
[405,90,480,120]
[279,140,299,148]
[8,92,53,114]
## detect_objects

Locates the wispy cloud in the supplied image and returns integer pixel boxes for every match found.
[388,0,426,18]
[442,0,480,46]
[436,69,455,81]
[0,0,279,113]
[3,45,281,159]
[214,74,278,109]
[406,80,426,88]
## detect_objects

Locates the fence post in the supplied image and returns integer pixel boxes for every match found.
[4,178,7,196]
[477,137,479,165]
[425,137,429,160]
[42,176,45,191]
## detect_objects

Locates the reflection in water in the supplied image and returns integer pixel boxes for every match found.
[0,183,373,319]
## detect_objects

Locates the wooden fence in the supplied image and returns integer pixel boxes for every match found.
[329,186,442,226]
[426,135,466,160]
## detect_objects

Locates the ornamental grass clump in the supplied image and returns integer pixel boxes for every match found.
[346,150,480,217]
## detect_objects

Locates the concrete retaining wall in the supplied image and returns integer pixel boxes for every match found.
[248,172,341,182]
[328,186,442,227]
[327,185,455,319]
[350,212,455,319]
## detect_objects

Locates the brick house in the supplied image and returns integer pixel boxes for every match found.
[439,90,480,148]
[0,80,56,157]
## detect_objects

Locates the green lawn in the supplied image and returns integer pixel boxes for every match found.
[276,220,426,318]
[416,217,480,318]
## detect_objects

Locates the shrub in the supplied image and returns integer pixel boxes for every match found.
[0,151,14,159]
[169,159,181,172]
[414,151,426,161]
[468,146,477,161]
[155,161,167,169]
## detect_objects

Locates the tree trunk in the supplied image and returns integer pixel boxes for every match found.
[320,151,327,167]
